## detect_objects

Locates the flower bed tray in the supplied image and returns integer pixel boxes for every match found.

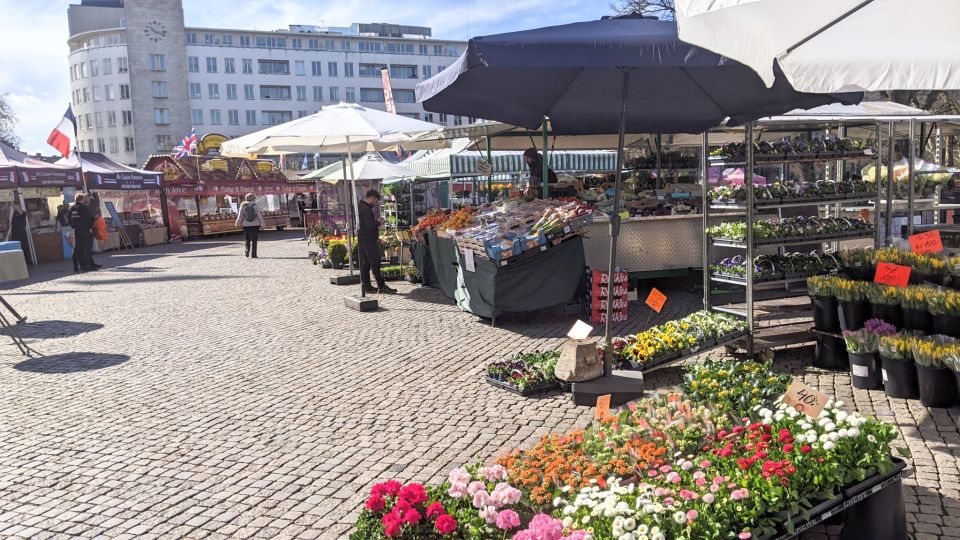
[629,331,748,372]
[484,376,562,396]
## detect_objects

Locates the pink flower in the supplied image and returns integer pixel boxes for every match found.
[472,490,491,509]
[365,495,386,512]
[681,460,694,471]
[448,483,468,499]
[739,533,753,540]
[448,467,471,486]
[700,460,712,468]
[695,477,707,487]
[479,465,508,482]
[398,483,428,505]
[382,512,402,537]
[654,487,669,497]
[666,472,681,484]
[659,465,673,473]
[710,483,721,493]
[496,509,521,530]
[480,505,499,524]
[426,502,445,519]
[703,493,715,504]
[663,497,675,505]
[402,508,422,525]
[679,489,696,500]
[713,476,725,485]
[491,483,522,507]
[693,471,706,480]
[435,514,457,535]
[687,509,699,522]
[647,469,659,477]
[467,481,486,497]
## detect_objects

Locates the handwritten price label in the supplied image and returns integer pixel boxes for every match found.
[645,288,667,313]
[874,262,911,287]
[908,230,943,254]
[594,394,611,420]
[782,380,828,419]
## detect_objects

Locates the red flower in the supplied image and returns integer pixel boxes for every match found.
[800,445,812,454]
[781,477,790,486]
[717,429,729,438]
[426,502,445,519]
[398,483,428,505]
[365,495,386,512]
[783,444,794,453]
[785,465,797,475]
[760,434,772,443]
[383,512,402,538]
[732,426,744,434]
[373,480,403,498]
[402,508,422,525]
[435,514,458,535]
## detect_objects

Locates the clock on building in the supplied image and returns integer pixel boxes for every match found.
[144,20,167,42]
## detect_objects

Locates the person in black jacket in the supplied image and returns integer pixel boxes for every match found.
[68,193,99,272]
[357,189,396,294]
[524,147,558,199]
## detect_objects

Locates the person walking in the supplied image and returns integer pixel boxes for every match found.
[236,193,265,258]
[6,207,33,266]
[68,193,98,272]
[357,189,395,294]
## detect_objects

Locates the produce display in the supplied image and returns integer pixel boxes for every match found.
[611,310,747,369]
[486,351,562,393]
[437,207,477,234]
[706,217,873,244]
[353,360,905,540]
[710,136,874,161]
[710,252,840,282]
[709,179,872,205]
[411,210,450,233]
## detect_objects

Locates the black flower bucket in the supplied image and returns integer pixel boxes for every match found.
[916,364,958,408]
[880,357,919,400]
[901,308,933,334]
[870,303,903,329]
[811,295,840,332]
[815,335,849,370]
[849,351,883,390]
[838,301,870,331]
[932,314,960,338]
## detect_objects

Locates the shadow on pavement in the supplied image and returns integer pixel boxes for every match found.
[62,274,267,286]
[0,320,104,339]
[14,352,130,374]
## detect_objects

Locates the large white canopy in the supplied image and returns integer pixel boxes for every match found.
[320,153,416,184]
[675,0,960,93]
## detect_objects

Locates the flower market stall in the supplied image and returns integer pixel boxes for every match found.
[143,155,298,238]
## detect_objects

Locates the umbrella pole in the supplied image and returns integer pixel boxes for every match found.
[542,119,549,199]
[346,137,363,298]
[342,158,355,277]
[603,70,629,376]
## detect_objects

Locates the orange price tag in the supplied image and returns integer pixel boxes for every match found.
[645,288,667,313]
[859,209,871,222]
[908,230,943,254]
[594,394,611,420]
[782,380,828,419]
[874,262,911,287]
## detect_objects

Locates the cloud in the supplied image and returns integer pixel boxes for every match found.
[1,0,608,154]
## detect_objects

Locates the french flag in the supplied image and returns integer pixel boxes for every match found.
[47,105,77,159]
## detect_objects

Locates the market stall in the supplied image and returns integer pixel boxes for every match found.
[144,155,298,238]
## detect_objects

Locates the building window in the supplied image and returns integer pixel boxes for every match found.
[186,32,197,44]
[191,109,204,125]
[93,86,102,102]
[102,58,112,75]
[313,86,323,102]
[82,88,89,103]
[208,83,220,99]
[359,63,385,77]
[85,140,94,152]
[188,56,199,72]
[240,35,251,47]
[258,60,290,75]
[360,88,384,103]
[245,110,257,125]
[386,43,414,54]
[243,84,255,100]
[438,65,445,73]
[154,108,170,125]
[118,57,128,73]
[326,39,335,50]
[222,34,233,46]
[124,136,135,152]
[422,65,432,78]
[298,110,308,118]
[94,112,103,128]
[242,58,253,74]
[228,109,239,125]
[204,33,214,45]
[189,83,201,99]
[308,38,319,50]
[341,40,350,51]
[394,89,415,103]
[84,114,92,130]
[210,109,222,125]
[434,45,444,55]
[344,62,354,77]
[80,62,89,78]
[261,110,292,125]
[423,113,434,123]
[224,58,235,73]
[256,36,286,49]
[327,62,338,77]
[206,57,217,73]
[107,111,117,127]
[390,65,417,79]
[358,41,381,53]
[296,85,307,101]
[156,134,172,151]
[90,59,99,77]
[226,84,238,100]
[292,38,302,49]
[399,112,420,120]
[149,54,165,71]
[419,44,428,55]
[260,85,291,100]
[122,110,132,125]
[329,87,339,101]
[120,84,130,99]
[439,113,448,124]
[295,60,305,76]
[345,87,355,102]
[311,61,322,76]
[105,84,115,101]
[447,46,460,56]
[454,115,463,126]
[73,89,80,105]
[151,81,168,98]
[109,136,118,153]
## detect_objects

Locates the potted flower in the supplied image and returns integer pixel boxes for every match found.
[928,289,960,338]
[841,248,875,281]
[404,264,421,284]
[327,239,348,269]
[807,275,840,332]
[878,334,920,399]
[945,350,960,402]
[833,278,870,331]
[912,336,960,407]
[843,318,895,390]
[947,255,960,291]
[898,285,934,333]
[866,283,903,328]
[903,251,947,285]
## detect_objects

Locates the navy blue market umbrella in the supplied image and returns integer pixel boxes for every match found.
[417,17,860,373]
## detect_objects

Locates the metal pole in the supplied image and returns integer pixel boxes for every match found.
[745,122,755,357]
[346,138,363,297]
[486,135,493,203]
[908,118,916,237]
[886,122,894,245]
[603,69,629,377]
[342,158,354,277]
[874,122,882,248]
[541,118,549,199]
[655,133,663,190]
[701,131,710,310]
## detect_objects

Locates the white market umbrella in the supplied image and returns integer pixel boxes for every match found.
[675,0,960,93]
[320,152,416,184]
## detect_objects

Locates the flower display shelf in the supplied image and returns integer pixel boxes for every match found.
[627,330,748,372]
[708,149,874,168]
[484,376,563,397]
[711,229,875,249]
[710,193,877,211]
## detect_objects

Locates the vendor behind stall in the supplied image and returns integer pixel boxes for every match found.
[523,147,558,199]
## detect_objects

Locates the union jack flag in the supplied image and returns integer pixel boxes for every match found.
[173,127,197,159]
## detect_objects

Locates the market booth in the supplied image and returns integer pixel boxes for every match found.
[144,155,298,238]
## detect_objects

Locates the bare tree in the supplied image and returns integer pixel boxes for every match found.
[611,0,676,20]
[0,94,20,149]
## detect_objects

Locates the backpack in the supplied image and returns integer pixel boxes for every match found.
[242,203,258,222]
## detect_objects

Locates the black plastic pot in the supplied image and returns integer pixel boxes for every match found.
[916,364,958,407]
[811,295,840,332]
[880,356,920,399]
[870,303,903,328]
[932,314,960,338]
[849,351,883,390]
[901,307,933,333]
[839,300,870,331]
[839,458,908,540]
[815,335,849,370]
[844,265,874,282]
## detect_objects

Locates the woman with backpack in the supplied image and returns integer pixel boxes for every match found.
[235,193,265,258]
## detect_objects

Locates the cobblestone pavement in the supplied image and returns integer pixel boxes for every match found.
[0,231,956,539]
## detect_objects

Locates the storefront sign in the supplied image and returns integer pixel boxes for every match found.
[21,188,43,198]
[908,230,943,254]
[255,161,275,173]
[782,380,828,419]
[40,188,61,197]
[591,270,629,324]
[0,190,14,202]
[476,159,493,176]
[874,262,911,288]
[645,288,667,313]
[197,133,229,156]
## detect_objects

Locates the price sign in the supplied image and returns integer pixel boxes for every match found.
[476,159,493,176]
[594,394,611,420]
[874,262,911,287]
[567,320,593,340]
[645,288,667,313]
[782,380,828,419]
[463,248,476,272]
[908,230,943,254]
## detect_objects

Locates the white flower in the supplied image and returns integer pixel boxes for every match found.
[673,511,686,524]
[554,497,563,507]
[824,441,836,451]
[795,434,806,444]
[838,428,848,438]
[829,432,839,442]
[651,534,665,540]
[825,422,836,432]
[835,411,849,423]
[819,434,829,443]
[613,526,624,537]
[624,518,637,531]
[835,400,845,408]
[818,417,830,427]
[563,506,575,516]
[564,517,574,528]
[806,430,818,440]
[848,427,861,437]
[774,413,785,421]
[583,515,591,524]
[868,434,876,443]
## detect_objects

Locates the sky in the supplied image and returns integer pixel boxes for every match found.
[0,0,611,155]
